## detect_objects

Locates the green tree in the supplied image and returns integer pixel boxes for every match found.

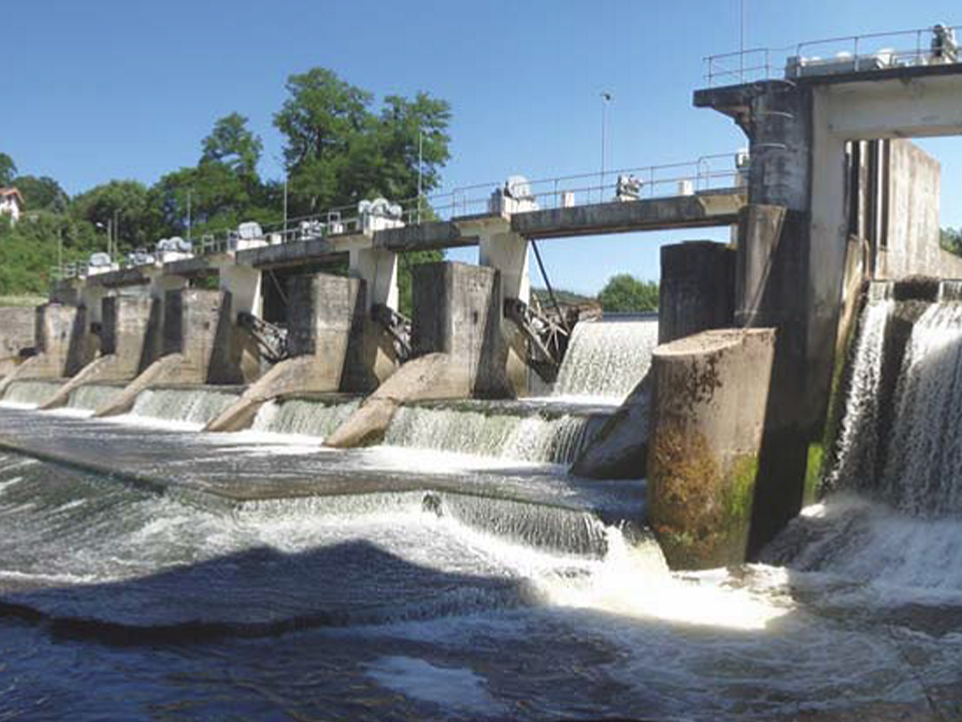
[0,153,17,187]
[12,175,68,212]
[0,214,99,295]
[71,180,158,252]
[273,68,450,214]
[597,274,659,313]
[201,112,263,179]
[941,226,962,256]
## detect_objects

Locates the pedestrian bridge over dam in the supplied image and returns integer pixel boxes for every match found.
[6,24,962,571]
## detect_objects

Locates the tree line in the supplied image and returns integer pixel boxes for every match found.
[0,67,449,301]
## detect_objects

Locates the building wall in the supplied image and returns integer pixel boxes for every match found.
[0,197,21,222]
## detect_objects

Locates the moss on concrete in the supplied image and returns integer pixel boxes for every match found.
[648,424,757,569]
[804,442,824,506]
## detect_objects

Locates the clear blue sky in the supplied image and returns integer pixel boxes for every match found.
[3,0,961,294]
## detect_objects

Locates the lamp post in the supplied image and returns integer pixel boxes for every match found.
[601,92,613,203]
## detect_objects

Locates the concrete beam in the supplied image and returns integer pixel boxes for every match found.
[376,220,477,253]
[509,192,745,240]
[237,238,338,270]
[85,267,150,289]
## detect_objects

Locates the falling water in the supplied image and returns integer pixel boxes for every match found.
[382,404,608,465]
[827,280,962,514]
[552,319,658,402]
[252,397,360,438]
[66,383,123,412]
[823,288,893,491]
[0,379,65,408]
[127,386,241,428]
[882,296,962,514]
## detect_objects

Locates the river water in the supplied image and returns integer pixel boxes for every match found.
[1,311,961,720]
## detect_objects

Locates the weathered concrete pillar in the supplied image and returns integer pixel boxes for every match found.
[647,328,775,570]
[325,262,512,449]
[411,261,510,397]
[95,289,229,417]
[41,296,155,409]
[344,247,401,392]
[478,230,530,394]
[659,241,735,344]
[0,303,85,397]
[205,274,364,432]
[0,306,37,380]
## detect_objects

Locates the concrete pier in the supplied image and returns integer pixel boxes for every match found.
[206,274,363,432]
[659,241,735,344]
[96,289,230,417]
[647,328,774,570]
[0,303,86,397]
[411,261,510,397]
[326,261,512,448]
[0,307,37,380]
[41,296,155,409]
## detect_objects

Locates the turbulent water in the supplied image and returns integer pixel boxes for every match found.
[252,396,361,439]
[383,404,608,465]
[3,293,962,720]
[65,382,123,412]
[552,319,658,402]
[0,378,65,408]
[124,386,241,429]
[828,280,962,514]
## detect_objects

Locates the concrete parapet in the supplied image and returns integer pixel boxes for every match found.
[647,328,775,570]
[411,262,510,398]
[659,241,735,344]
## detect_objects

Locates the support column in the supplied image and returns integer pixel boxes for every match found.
[344,247,401,391]
[216,261,263,383]
[479,229,529,394]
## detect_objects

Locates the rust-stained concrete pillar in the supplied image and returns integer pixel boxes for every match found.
[647,328,775,569]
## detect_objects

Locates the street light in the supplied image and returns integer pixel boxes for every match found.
[95,220,111,258]
[601,92,613,203]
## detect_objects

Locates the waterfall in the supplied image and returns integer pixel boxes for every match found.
[252,397,361,438]
[128,387,241,427]
[0,379,64,408]
[881,298,962,514]
[828,280,962,515]
[66,384,123,412]
[824,291,893,492]
[382,404,608,464]
[552,319,658,402]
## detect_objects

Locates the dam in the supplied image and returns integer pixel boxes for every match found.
[3,23,962,721]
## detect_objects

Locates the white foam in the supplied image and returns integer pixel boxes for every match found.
[367,656,503,714]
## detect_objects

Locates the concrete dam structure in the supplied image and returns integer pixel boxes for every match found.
[4,24,962,720]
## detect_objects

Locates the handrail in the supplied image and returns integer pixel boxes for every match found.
[704,24,961,86]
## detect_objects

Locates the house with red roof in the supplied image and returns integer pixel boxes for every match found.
[0,188,24,223]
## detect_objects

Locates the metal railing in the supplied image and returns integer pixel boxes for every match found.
[704,25,961,87]
[54,153,748,274]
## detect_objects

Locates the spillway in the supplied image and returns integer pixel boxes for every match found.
[65,383,124,412]
[252,396,361,439]
[0,378,65,408]
[552,318,658,402]
[826,280,962,514]
[123,386,243,429]
[382,401,609,465]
